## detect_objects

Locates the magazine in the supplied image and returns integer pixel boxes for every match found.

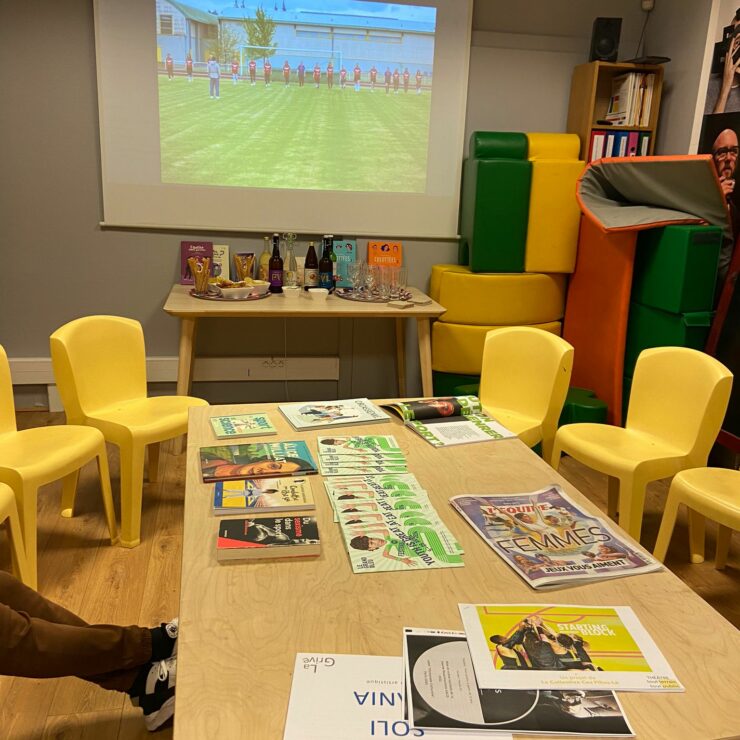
[278,398,389,431]
[320,461,409,477]
[199,441,317,482]
[381,396,515,447]
[284,652,495,740]
[216,515,320,561]
[212,478,314,515]
[316,435,403,455]
[449,486,661,589]
[458,604,683,693]
[209,412,277,439]
[403,628,634,736]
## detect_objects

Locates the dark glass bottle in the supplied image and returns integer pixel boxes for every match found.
[303,241,319,290]
[318,236,333,290]
[327,234,337,288]
[268,232,283,293]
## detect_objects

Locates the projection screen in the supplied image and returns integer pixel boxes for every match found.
[94,0,473,237]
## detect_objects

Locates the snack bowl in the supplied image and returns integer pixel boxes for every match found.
[248,280,270,296]
[307,288,329,300]
[218,284,254,299]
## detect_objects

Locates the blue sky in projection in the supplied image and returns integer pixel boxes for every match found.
[185,1,436,23]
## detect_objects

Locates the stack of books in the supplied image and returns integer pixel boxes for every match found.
[605,71,656,127]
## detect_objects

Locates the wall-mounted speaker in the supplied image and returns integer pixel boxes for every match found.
[589,17,622,62]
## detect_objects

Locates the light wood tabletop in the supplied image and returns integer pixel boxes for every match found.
[175,403,740,740]
[162,284,446,400]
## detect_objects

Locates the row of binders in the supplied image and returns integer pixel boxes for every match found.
[605,71,656,127]
[588,129,651,162]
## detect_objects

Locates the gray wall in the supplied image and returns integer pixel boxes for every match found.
[0,0,703,405]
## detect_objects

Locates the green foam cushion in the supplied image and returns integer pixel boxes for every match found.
[633,225,721,313]
[432,371,480,397]
[469,131,528,160]
[558,387,608,426]
[624,302,713,377]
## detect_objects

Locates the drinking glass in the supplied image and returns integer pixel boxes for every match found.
[378,266,391,301]
[347,262,362,291]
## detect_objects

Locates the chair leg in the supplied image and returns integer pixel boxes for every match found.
[119,442,145,548]
[60,469,81,518]
[607,477,619,521]
[616,472,647,542]
[653,493,681,563]
[16,483,39,590]
[540,427,555,468]
[148,442,161,484]
[688,508,706,564]
[96,446,119,546]
[549,437,562,470]
[715,525,732,570]
[5,505,32,587]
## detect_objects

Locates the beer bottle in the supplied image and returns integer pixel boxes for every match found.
[258,236,271,281]
[327,234,338,287]
[284,240,298,288]
[303,241,319,290]
[268,232,283,293]
[319,236,333,290]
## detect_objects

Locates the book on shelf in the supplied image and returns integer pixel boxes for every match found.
[367,240,403,267]
[278,398,389,431]
[180,241,213,285]
[605,71,656,128]
[216,514,320,561]
[199,441,318,482]
[588,130,606,162]
[381,395,515,447]
[210,244,230,281]
[209,412,276,439]
[458,603,683,693]
[627,130,639,156]
[402,627,635,737]
[213,477,314,515]
[449,485,661,589]
[332,238,357,288]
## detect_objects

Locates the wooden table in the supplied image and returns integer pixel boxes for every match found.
[175,403,740,740]
[163,284,446,399]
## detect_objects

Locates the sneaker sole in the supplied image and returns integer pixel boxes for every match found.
[144,695,176,732]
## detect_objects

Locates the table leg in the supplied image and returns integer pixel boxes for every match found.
[174,318,197,455]
[417,318,433,397]
[395,318,407,397]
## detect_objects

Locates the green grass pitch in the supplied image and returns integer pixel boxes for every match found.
[158,74,432,192]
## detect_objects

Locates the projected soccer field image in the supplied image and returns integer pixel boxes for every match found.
[158,77,432,192]
[155,0,435,193]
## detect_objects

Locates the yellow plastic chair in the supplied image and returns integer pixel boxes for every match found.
[0,482,32,587]
[653,467,740,567]
[0,345,118,589]
[478,327,574,461]
[551,347,733,541]
[50,316,208,548]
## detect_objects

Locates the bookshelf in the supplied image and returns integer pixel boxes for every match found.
[567,61,664,161]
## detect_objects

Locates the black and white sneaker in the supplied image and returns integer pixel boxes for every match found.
[164,618,178,657]
[135,656,177,731]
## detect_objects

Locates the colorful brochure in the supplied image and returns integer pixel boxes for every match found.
[279,398,388,430]
[209,412,276,439]
[316,435,403,455]
[458,604,683,692]
[403,627,634,736]
[449,486,661,589]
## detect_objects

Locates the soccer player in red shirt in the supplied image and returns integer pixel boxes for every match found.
[369,65,377,92]
[231,58,239,85]
[384,67,391,93]
[353,63,361,92]
[392,68,400,94]
[327,62,334,89]
[185,53,193,82]
[403,68,410,93]
[415,69,423,94]
[264,59,272,86]
[283,60,290,86]
[340,66,347,89]
[165,53,174,80]
[249,58,257,85]
[313,63,321,88]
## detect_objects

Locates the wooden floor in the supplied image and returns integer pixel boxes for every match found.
[0,411,738,738]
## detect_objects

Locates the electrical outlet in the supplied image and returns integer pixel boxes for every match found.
[641,0,655,11]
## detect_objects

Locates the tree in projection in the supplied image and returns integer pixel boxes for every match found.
[209,23,242,64]
[242,6,277,60]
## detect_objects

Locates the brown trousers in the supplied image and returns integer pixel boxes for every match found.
[0,571,152,692]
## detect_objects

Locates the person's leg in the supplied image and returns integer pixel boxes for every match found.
[0,570,87,627]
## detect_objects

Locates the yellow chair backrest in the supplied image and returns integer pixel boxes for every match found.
[50,316,148,422]
[0,345,18,434]
[478,327,574,425]
[627,347,733,465]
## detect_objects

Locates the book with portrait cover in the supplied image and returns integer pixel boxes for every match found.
[279,398,388,431]
[209,412,277,439]
[213,477,315,515]
[332,238,357,288]
[199,441,317,482]
[210,243,230,281]
[449,486,660,589]
[367,240,403,266]
[216,514,320,561]
[180,240,213,284]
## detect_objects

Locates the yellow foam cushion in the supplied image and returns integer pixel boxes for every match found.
[525,159,585,273]
[432,267,566,325]
[430,264,470,303]
[433,321,562,375]
[526,132,581,160]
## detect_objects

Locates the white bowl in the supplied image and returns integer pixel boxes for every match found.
[307,288,329,300]
[218,285,254,299]
[248,281,270,296]
[282,286,301,298]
